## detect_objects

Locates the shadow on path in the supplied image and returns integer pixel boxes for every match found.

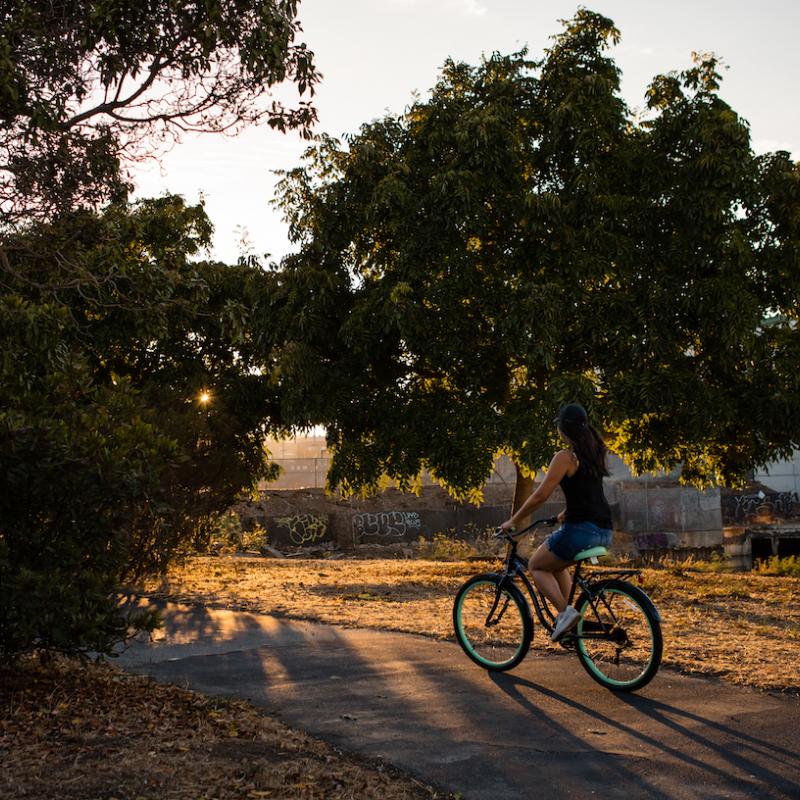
[492,671,799,799]
[114,599,800,800]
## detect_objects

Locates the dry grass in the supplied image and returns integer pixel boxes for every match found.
[141,556,800,695]
[0,656,448,800]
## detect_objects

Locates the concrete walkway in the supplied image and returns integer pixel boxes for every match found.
[114,600,800,800]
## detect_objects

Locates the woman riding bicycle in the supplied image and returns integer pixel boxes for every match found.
[500,402,612,642]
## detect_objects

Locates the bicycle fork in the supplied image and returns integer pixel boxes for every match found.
[485,584,513,628]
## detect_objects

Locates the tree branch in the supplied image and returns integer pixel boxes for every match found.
[61,55,164,130]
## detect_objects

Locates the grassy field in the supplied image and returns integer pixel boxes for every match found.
[141,555,800,695]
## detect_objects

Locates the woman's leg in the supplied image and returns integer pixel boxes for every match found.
[554,568,572,605]
[528,544,571,613]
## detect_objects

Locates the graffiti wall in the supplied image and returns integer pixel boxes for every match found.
[722,488,800,525]
[239,500,512,550]
[352,511,422,544]
[268,513,331,547]
[351,506,510,545]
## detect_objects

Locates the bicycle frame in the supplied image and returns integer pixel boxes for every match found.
[493,518,647,638]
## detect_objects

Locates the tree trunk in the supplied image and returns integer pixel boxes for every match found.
[512,463,536,529]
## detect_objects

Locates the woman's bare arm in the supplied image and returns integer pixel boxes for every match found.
[502,450,573,530]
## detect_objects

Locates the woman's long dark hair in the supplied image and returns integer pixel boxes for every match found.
[559,419,609,479]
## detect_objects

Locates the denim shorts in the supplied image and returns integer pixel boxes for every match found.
[545,521,612,562]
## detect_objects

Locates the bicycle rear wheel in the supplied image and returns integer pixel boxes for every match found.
[453,574,532,672]
[574,580,662,692]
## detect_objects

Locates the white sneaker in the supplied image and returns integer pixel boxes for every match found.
[550,605,580,641]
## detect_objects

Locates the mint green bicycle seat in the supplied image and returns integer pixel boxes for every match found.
[573,546,608,563]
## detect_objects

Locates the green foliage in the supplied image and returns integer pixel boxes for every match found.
[206,511,246,554]
[413,526,503,560]
[243,522,269,552]
[273,8,800,496]
[203,512,268,554]
[0,198,281,660]
[0,0,316,660]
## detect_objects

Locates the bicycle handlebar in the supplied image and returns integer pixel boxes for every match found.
[494,516,559,540]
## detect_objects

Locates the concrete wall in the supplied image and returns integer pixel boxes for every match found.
[267,513,332,548]
[350,506,509,546]
[251,444,725,553]
[605,481,723,550]
[754,451,800,495]
[241,497,513,550]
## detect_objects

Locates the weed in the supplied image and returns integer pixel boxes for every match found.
[241,522,268,551]
[754,555,800,578]
[206,513,268,554]
[415,533,477,561]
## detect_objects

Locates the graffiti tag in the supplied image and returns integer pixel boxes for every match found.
[732,491,799,521]
[274,514,329,545]
[352,511,422,541]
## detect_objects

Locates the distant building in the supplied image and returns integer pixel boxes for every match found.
[265,434,328,460]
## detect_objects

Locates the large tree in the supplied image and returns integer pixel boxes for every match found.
[273,8,800,500]
[0,1,317,658]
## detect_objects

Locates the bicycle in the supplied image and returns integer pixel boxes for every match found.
[453,517,663,692]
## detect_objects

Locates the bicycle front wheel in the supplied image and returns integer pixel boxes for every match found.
[453,574,532,672]
[575,580,662,692]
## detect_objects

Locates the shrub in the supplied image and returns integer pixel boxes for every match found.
[415,532,478,561]
[205,514,268,554]
[754,555,800,578]
[0,202,276,661]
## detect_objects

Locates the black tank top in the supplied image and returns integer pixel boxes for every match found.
[560,457,612,528]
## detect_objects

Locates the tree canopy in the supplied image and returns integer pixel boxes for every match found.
[273,8,800,498]
[0,0,317,658]
[0,197,285,657]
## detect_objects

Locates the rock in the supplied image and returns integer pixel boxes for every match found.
[259,544,286,559]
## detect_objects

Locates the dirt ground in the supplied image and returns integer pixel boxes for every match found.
[140,556,800,695]
[0,656,450,800]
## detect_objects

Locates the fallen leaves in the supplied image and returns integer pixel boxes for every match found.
[1,656,448,800]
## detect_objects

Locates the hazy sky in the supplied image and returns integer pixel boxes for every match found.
[131,0,800,264]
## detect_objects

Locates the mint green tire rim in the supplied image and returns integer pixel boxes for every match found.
[455,579,529,669]
[576,586,660,690]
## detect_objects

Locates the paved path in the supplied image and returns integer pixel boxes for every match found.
[114,600,800,800]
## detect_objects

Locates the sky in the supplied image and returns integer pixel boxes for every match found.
[131,0,800,265]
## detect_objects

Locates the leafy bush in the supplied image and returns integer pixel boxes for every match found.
[1,0,318,663]
[243,524,269,552]
[205,513,268,554]
[754,555,800,578]
[206,512,245,554]
[0,201,277,661]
